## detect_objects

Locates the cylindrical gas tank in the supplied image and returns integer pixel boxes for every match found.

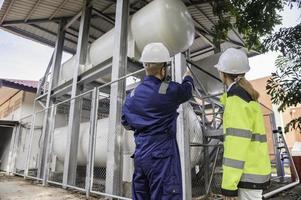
[52,118,136,166]
[52,105,203,168]
[130,0,195,57]
[60,0,195,84]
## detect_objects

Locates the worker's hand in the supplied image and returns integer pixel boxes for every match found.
[183,68,192,78]
[222,196,237,200]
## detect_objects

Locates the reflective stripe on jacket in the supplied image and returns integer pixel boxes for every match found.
[220,84,271,197]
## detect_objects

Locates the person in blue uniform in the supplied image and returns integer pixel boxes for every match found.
[121,42,194,200]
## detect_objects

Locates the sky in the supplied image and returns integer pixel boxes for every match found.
[0,2,300,81]
[247,3,301,80]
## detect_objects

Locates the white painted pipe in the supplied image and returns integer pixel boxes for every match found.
[52,104,203,168]
[263,180,300,199]
[59,0,195,85]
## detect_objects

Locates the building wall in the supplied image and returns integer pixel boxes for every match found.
[250,77,301,150]
[0,88,43,121]
[0,89,23,120]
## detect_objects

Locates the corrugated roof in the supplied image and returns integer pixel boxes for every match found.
[0,0,246,56]
[0,78,39,92]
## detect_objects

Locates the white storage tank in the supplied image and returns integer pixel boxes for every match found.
[52,105,203,168]
[59,0,195,85]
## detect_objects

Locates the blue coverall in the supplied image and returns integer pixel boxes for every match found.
[121,75,194,200]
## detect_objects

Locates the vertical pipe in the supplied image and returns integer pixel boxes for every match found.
[85,88,99,197]
[105,0,129,196]
[63,0,91,187]
[174,53,192,199]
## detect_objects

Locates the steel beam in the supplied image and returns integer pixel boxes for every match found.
[52,19,66,89]
[49,0,69,20]
[1,17,72,26]
[25,0,43,22]
[0,0,17,24]
[37,19,66,185]
[85,88,98,197]
[92,7,115,25]
[64,11,82,30]
[30,24,78,46]
[105,0,129,196]
[36,51,54,97]
[174,53,192,200]
[63,0,92,187]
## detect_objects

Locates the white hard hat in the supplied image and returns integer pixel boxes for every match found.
[140,42,171,63]
[214,48,250,74]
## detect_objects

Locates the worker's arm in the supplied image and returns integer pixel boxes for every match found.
[221,96,252,197]
[176,69,194,104]
[121,94,135,131]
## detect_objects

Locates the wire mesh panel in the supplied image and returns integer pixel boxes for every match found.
[91,91,110,193]
[26,110,45,178]
[70,92,92,189]
[47,100,70,184]
[14,115,33,175]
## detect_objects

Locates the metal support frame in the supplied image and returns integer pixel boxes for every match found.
[92,7,115,25]
[85,88,99,197]
[49,0,69,20]
[105,0,129,196]
[25,0,43,22]
[63,0,91,187]
[0,0,17,24]
[263,127,300,199]
[270,113,285,181]
[37,18,66,184]
[174,53,192,199]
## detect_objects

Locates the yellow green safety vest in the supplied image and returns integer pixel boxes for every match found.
[220,84,271,197]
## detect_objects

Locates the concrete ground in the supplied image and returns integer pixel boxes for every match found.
[1,173,301,200]
[0,173,99,200]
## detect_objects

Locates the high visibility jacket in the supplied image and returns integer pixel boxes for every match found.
[220,83,271,197]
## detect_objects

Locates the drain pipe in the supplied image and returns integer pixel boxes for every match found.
[263,127,300,199]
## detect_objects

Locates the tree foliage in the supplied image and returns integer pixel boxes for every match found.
[211,0,284,50]
[210,0,301,132]
[264,24,301,133]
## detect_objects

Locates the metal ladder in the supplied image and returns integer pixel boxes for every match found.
[187,63,225,198]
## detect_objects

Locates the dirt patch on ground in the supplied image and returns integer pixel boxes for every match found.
[1,173,301,199]
[0,174,100,200]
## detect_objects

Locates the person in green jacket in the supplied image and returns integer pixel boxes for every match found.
[215,48,271,200]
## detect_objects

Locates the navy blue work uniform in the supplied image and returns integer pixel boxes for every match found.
[121,75,194,200]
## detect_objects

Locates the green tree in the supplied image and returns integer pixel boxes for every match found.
[264,24,301,133]
[210,0,301,132]
[212,0,284,50]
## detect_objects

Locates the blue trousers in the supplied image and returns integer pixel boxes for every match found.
[132,135,182,200]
